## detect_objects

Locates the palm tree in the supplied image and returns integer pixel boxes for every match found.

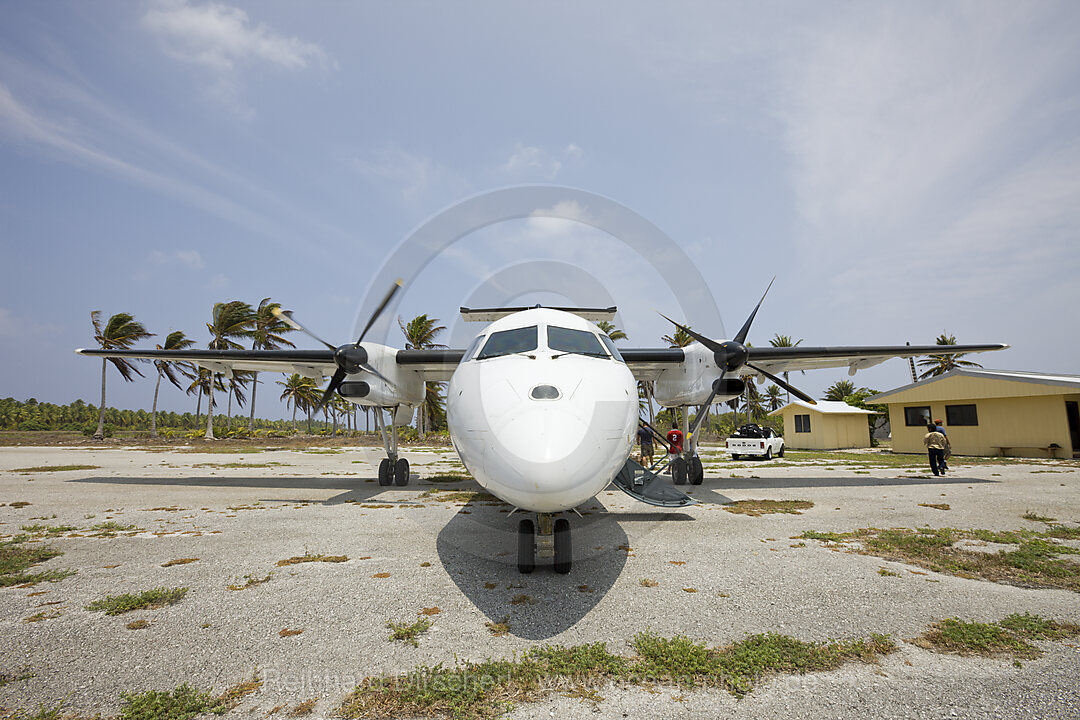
[595,320,627,342]
[824,379,857,401]
[764,384,784,412]
[90,312,154,440]
[769,334,803,402]
[399,314,447,438]
[150,330,194,438]
[248,298,296,431]
[662,326,694,348]
[917,332,984,380]
[204,301,255,439]
[279,373,317,432]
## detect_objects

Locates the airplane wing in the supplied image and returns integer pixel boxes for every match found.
[75,347,467,383]
[619,343,1008,382]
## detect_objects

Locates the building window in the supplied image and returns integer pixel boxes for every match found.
[904,406,931,427]
[945,404,978,426]
[794,414,811,433]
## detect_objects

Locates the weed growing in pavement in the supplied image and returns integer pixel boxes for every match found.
[10,465,99,473]
[485,616,510,637]
[118,683,221,720]
[918,503,950,510]
[86,587,188,615]
[0,536,74,587]
[161,558,198,567]
[1022,512,1056,523]
[799,526,1080,591]
[276,553,348,566]
[0,668,34,687]
[387,617,432,647]
[91,521,142,537]
[339,631,895,718]
[227,574,271,591]
[912,614,1079,659]
[639,578,659,587]
[723,500,813,516]
[290,698,318,716]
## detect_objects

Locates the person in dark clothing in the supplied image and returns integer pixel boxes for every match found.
[637,425,654,465]
[934,418,950,470]
[924,422,947,476]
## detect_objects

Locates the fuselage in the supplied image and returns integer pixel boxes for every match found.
[446,309,638,513]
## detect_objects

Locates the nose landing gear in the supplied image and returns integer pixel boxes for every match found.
[517,513,572,574]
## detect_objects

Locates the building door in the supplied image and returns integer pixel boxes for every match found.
[1067,401,1080,456]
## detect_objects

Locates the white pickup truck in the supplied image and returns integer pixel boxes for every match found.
[725,424,785,460]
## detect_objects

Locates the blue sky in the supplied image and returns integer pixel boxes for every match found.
[1,1,1078,419]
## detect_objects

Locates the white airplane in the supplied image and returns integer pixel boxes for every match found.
[77,281,1007,574]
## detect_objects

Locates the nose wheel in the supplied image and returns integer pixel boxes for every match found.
[518,514,572,574]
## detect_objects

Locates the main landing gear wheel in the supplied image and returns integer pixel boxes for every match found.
[377,458,392,486]
[517,519,535,574]
[672,456,688,485]
[394,457,410,486]
[553,518,572,574]
[689,456,704,485]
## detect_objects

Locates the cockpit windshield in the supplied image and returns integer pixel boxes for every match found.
[548,326,607,358]
[476,326,538,359]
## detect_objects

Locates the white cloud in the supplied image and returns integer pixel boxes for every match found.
[353,145,470,208]
[502,143,583,179]
[0,308,16,338]
[142,0,332,113]
[150,249,205,270]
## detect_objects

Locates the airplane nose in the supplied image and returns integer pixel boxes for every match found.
[490,407,588,466]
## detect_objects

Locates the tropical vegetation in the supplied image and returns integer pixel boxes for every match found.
[917,332,983,379]
[89,311,154,440]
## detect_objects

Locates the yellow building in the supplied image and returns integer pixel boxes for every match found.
[866,369,1080,458]
[768,400,874,450]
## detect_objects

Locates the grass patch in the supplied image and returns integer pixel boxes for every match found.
[485,616,510,637]
[162,558,199,567]
[277,553,348,566]
[290,698,317,716]
[800,527,1080,592]
[127,620,149,630]
[0,536,74,587]
[418,489,501,503]
[877,567,900,577]
[1022,512,1056,523]
[91,521,143,536]
[86,586,188,615]
[912,614,1079,659]
[227,573,271,591]
[191,461,288,469]
[723,500,814,517]
[423,473,472,484]
[918,503,950,511]
[340,631,894,718]
[119,683,221,720]
[11,464,99,473]
[387,617,432,647]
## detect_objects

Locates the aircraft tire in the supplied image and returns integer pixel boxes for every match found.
[672,456,688,485]
[553,518,572,574]
[378,458,392,486]
[394,457,410,486]
[517,519,535,574]
[690,456,704,485]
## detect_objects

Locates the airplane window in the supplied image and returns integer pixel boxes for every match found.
[462,334,485,362]
[477,326,538,359]
[599,334,624,362]
[548,326,607,358]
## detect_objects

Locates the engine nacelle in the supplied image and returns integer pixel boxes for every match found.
[336,343,424,408]
[653,343,748,406]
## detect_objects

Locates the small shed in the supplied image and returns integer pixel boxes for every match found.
[865,369,1080,458]
[768,400,875,450]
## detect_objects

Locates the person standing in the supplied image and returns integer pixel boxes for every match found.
[666,420,684,455]
[924,422,948,476]
[637,424,654,466]
[934,418,950,471]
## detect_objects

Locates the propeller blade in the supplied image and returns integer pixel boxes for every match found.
[657,312,724,353]
[317,368,348,412]
[355,279,403,345]
[272,307,335,351]
[746,362,816,404]
[733,276,775,344]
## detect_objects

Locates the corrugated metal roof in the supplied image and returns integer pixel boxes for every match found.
[768,400,875,416]
[866,368,1080,403]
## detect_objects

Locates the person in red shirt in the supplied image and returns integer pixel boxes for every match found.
[666,420,684,455]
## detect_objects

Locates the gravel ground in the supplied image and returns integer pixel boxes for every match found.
[0,444,1078,719]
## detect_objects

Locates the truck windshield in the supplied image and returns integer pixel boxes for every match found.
[477,326,538,359]
[548,326,607,357]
